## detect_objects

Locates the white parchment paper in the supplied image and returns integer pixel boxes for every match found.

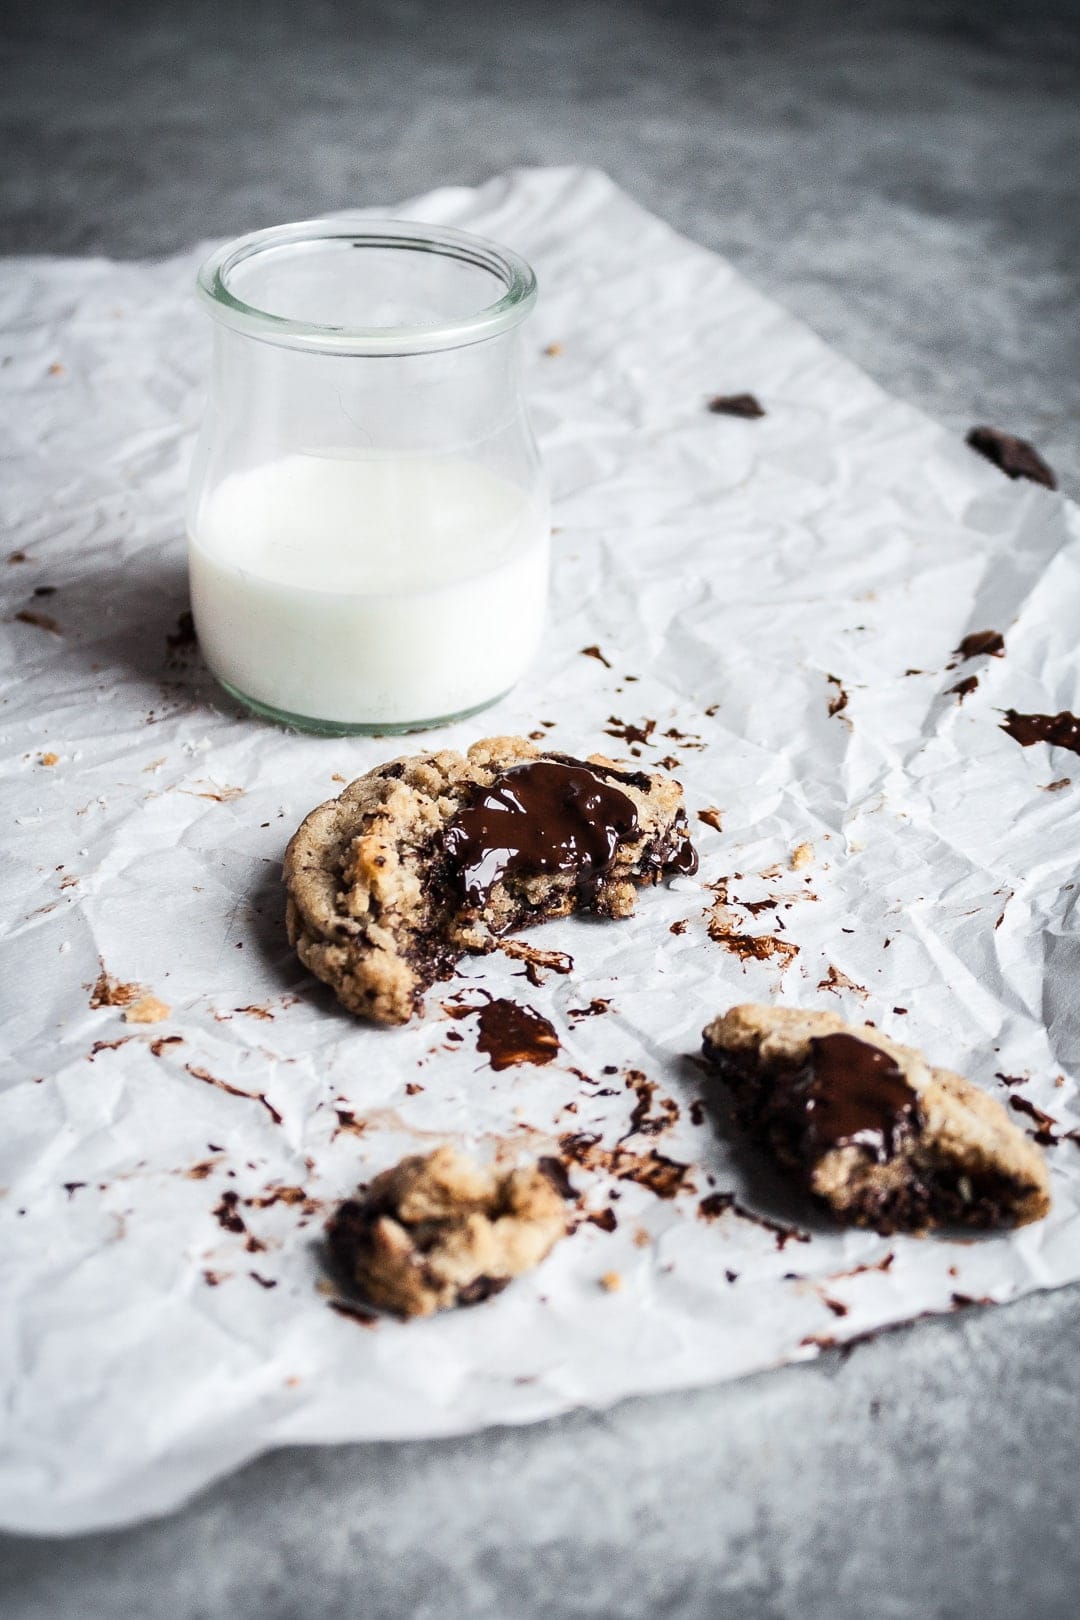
[3,168,1079,1536]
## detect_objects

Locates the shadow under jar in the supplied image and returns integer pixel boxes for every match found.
[187,218,549,734]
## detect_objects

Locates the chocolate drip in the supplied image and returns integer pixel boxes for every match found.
[784,1034,923,1164]
[1001,710,1080,756]
[443,759,640,907]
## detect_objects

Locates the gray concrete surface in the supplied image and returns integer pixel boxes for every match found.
[2,1,1079,1615]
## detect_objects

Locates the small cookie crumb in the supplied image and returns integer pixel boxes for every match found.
[542,341,563,357]
[791,842,813,870]
[38,752,59,768]
[599,1270,623,1292]
[123,994,171,1025]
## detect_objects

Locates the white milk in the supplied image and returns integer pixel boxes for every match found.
[188,454,550,727]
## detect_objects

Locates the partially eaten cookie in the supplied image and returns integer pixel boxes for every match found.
[285,735,697,1023]
[327,1146,569,1318]
[702,1004,1051,1234]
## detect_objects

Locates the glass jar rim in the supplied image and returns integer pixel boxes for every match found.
[195,216,538,355]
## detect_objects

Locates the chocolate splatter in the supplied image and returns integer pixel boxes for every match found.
[1009,1093,1060,1146]
[706,894,800,968]
[248,1185,309,1209]
[186,1063,283,1126]
[949,675,979,702]
[496,937,574,985]
[15,608,61,635]
[150,1034,184,1057]
[88,963,142,1009]
[826,674,849,718]
[88,1036,131,1058]
[954,630,1005,661]
[1001,710,1080,756]
[707,393,765,419]
[249,1272,278,1289]
[212,1190,247,1235]
[818,963,868,999]
[603,715,656,749]
[697,807,724,832]
[585,1207,618,1233]
[669,918,689,935]
[697,1192,811,1250]
[334,1109,367,1137]
[567,998,611,1021]
[560,1132,693,1199]
[581,644,612,669]
[623,1070,680,1138]
[966,426,1056,489]
[475,999,560,1071]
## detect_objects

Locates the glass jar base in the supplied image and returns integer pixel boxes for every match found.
[215,677,514,738]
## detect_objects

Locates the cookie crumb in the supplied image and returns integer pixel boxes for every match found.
[38,751,59,768]
[791,842,813,870]
[599,1270,622,1292]
[542,341,563,357]
[123,994,171,1025]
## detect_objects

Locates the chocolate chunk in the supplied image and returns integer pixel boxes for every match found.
[789,1034,923,1164]
[966,426,1056,490]
[444,759,640,908]
[707,393,765,419]
[1001,710,1080,756]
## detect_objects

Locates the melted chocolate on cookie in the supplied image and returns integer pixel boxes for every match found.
[782,1034,924,1164]
[443,759,642,907]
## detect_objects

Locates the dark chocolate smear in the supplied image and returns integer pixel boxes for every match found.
[1001,710,1080,756]
[955,630,1005,661]
[443,759,639,908]
[474,998,559,1072]
[707,393,765,419]
[788,1034,923,1164]
[966,426,1056,490]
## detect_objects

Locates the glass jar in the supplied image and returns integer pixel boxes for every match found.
[186,217,549,734]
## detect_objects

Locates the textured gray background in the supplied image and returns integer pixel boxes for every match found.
[2,1,1079,1615]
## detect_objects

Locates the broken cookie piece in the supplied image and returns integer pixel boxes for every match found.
[285,735,697,1023]
[326,1145,569,1318]
[701,1004,1050,1234]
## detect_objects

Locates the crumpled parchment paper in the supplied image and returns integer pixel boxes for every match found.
[2,167,1079,1536]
